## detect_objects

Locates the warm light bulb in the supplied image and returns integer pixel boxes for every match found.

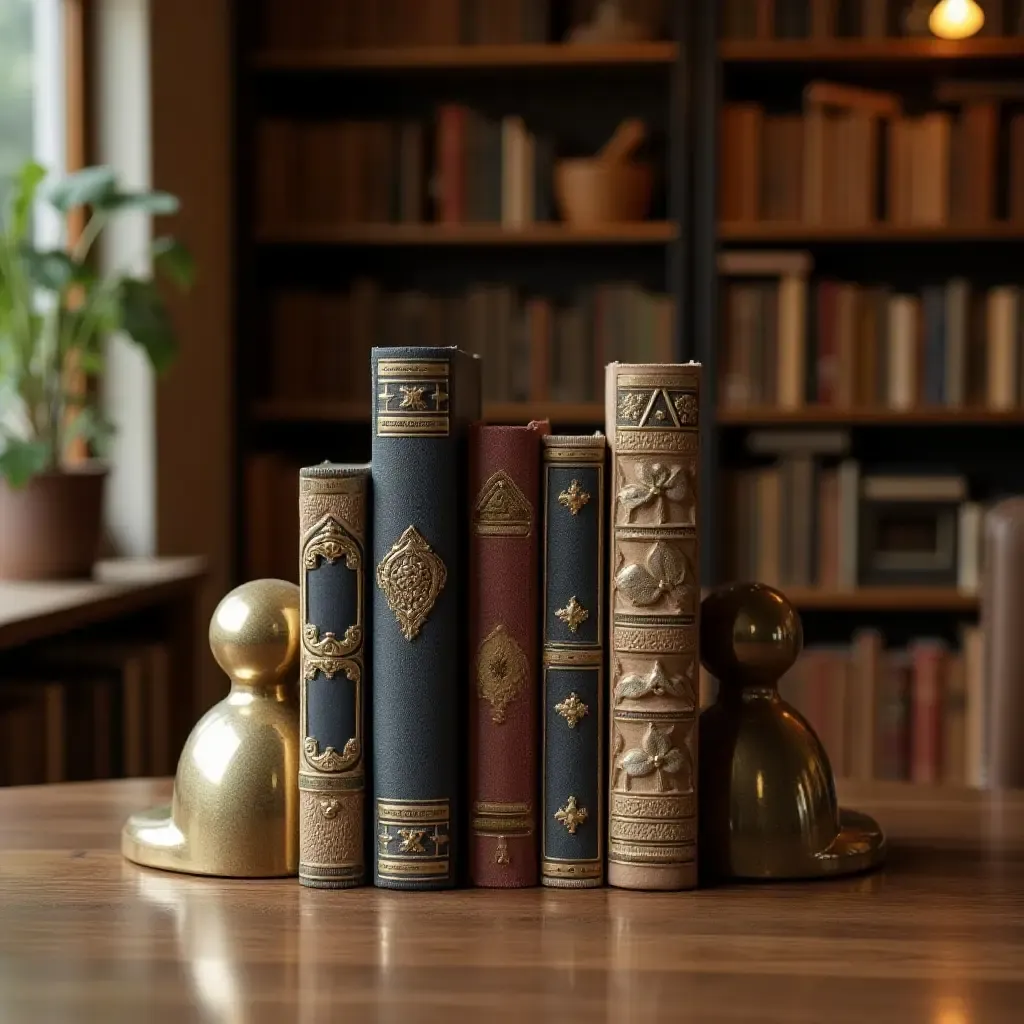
[928,0,985,39]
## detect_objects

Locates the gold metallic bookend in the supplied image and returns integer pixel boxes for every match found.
[122,578,301,877]
[698,582,886,882]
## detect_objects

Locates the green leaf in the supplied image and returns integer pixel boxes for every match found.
[18,247,77,291]
[117,278,178,373]
[100,190,180,215]
[151,236,195,289]
[64,406,117,457]
[0,438,52,489]
[44,166,117,213]
[8,161,47,240]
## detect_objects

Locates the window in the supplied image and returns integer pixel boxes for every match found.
[0,0,67,233]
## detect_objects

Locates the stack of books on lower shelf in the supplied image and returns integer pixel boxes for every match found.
[0,640,173,786]
[780,627,985,786]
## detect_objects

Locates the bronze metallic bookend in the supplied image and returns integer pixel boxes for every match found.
[122,578,301,877]
[698,582,886,882]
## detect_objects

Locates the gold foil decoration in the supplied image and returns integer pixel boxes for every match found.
[554,796,588,835]
[477,623,528,724]
[554,692,590,728]
[473,470,533,537]
[557,479,591,516]
[555,595,589,633]
[376,525,447,641]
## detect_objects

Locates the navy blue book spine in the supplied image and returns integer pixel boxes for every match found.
[371,347,481,889]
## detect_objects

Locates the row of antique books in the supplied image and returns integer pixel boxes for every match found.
[296,349,700,890]
[720,266,1024,411]
[263,281,673,404]
[256,112,558,229]
[779,628,985,786]
[720,84,1024,226]
[0,639,173,787]
[724,450,983,590]
[722,0,1024,38]
[258,0,665,48]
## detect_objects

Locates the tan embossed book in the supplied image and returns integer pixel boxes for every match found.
[298,463,369,888]
[605,362,700,891]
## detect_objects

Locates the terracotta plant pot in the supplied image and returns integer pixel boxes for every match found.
[0,464,107,580]
[554,158,654,226]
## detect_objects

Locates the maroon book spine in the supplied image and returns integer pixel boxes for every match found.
[468,421,549,886]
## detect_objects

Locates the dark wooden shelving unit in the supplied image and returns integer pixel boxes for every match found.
[717,407,1024,426]
[783,587,979,612]
[719,221,1024,242]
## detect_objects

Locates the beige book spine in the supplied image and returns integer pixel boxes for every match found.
[298,464,369,888]
[605,361,701,891]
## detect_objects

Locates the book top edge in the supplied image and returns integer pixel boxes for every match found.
[300,462,371,479]
[606,361,702,370]
[541,433,606,449]
[371,346,479,360]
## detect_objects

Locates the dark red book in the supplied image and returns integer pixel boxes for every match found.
[436,104,467,224]
[468,421,549,886]
[910,640,945,784]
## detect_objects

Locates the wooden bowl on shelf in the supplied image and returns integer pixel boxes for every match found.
[553,158,654,227]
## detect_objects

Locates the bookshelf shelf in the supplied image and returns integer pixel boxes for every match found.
[719,222,1024,243]
[251,42,678,71]
[720,37,1024,64]
[251,400,605,425]
[717,407,1024,426]
[785,587,978,612]
[254,223,677,246]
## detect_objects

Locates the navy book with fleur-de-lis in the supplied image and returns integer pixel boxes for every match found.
[298,462,370,888]
[541,434,607,888]
[371,346,481,889]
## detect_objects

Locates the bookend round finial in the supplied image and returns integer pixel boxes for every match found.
[698,582,886,883]
[122,579,301,877]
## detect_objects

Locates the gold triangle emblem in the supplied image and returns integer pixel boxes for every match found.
[473,471,532,537]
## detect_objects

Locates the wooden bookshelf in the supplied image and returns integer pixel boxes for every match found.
[255,222,677,246]
[784,587,979,612]
[721,37,1024,64]
[719,222,1024,243]
[717,407,1024,426]
[251,42,678,71]
[251,400,605,425]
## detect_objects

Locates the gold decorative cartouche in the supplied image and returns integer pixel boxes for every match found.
[122,578,301,877]
[698,582,886,882]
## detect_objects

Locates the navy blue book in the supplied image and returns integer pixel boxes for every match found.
[371,347,481,889]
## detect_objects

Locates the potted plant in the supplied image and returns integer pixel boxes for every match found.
[0,161,193,579]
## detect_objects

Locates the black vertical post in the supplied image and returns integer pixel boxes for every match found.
[691,0,720,588]
[668,0,691,360]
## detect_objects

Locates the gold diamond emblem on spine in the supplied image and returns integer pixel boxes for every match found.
[477,624,528,724]
[554,796,588,835]
[557,479,591,516]
[376,525,447,641]
[555,596,589,633]
[554,692,589,728]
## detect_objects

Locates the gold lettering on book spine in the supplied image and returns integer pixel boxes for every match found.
[608,365,700,887]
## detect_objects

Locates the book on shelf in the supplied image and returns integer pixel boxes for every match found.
[720,268,1024,412]
[720,90,1024,228]
[298,463,370,889]
[606,361,701,891]
[725,450,985,593]
[720,0,1024,39]
[468,422,549,887]
[371,346,481,889]
[540,433,606,888]
[779,627,985,787]
[255,108,556,231]
[262,281,674,406]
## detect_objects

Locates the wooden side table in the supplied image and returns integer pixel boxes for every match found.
[0,778,1020,1022]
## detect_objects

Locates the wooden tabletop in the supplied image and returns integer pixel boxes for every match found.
[0,779,1021,1023]
[0,556,206,651]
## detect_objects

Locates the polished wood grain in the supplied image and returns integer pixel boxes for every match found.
[250,42,677,71]
[0,557,206,651]
[255,222,677,246]
[716,406,1024,426]
[0,779,1021,1022]
[251,399,605,426]
[719,221,1024,242]
[720,37,1024,63]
